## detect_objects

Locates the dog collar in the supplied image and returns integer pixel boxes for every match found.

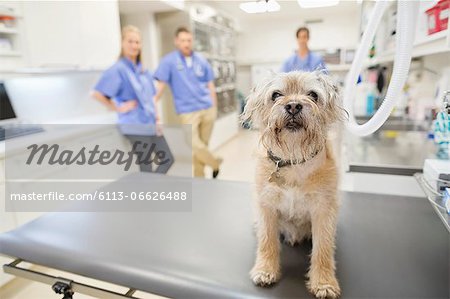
[267,148,321,169]
[266,148,322,185]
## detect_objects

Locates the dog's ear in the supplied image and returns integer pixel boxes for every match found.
[240,86,259,127]
[315,71,348,122]
[315,71,339,101]
[240,76,273,127]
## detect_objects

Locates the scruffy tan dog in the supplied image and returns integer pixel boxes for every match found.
[242,71,346,299]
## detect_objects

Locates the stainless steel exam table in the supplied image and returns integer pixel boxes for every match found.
[0,174,448,298]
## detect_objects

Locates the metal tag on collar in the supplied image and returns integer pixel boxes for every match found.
[269,160,285,185]
[275,160,281,170]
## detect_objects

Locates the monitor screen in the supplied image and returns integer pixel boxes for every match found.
[0,82,16,120]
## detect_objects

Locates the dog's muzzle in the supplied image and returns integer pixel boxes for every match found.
[284,102,304,131]
[285,102,303,116]
[285,119,303,131]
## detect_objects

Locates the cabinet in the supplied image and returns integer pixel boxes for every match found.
[78,1,122,69]
[1,0,121,71]
[363,1,450,66]
[0,1,25,71]
[0,1,23,56]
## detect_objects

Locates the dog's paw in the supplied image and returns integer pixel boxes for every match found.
[307,279,341,299]
[250,267,280,287]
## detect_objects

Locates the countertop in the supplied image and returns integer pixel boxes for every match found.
[0,113,117,159]
[345,129,438,175]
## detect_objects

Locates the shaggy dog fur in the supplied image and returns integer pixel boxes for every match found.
[242,71,346,299]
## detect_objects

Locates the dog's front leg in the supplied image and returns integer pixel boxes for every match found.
[307,201,340,299]
[250,202,281,286]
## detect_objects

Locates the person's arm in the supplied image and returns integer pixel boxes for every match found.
[152,94,161,124]
[153,57,171,103]
[92,90,116,111]
[92,66,137,113]
[208,81,217,107]
[317,54,328,73]
[281,57,291,73]
[154,81,167,102]
[91,91,137,113]
[204,60,217,107]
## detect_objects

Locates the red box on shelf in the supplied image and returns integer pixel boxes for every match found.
[426,0,449,35]
[438,0,449,31]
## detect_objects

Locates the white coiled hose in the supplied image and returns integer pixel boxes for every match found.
[343,0,420,136]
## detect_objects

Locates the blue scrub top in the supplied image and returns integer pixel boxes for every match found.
[94,57,156,125]
[154,50,215,114]
[281,52,327,73]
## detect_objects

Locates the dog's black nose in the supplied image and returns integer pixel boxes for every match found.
[285,102,303,115]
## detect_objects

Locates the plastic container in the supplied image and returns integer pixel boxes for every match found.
[366,92,376,116]
[438,0,449,31]
[426,3,441,34]
[426,0,449,35]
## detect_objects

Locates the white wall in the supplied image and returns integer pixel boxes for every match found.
[236,11,361,64]
[233,9,361,95]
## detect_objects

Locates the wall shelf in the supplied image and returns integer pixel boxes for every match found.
[412,30,449,58]
[0,50,21,57]
[0,2,23,66]
[365,29,449,67]
[0,28,18,34]
[237,59,352,72]
[327,64,352,72]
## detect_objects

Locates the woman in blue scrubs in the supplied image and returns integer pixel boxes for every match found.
[92,25,173,173]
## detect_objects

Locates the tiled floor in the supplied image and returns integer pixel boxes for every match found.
[211,129,259,182]
[0,129,424,298]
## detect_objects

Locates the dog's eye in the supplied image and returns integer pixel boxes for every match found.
[271,91,283,101]
[307,91,319,102]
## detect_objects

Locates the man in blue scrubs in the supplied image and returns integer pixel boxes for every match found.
[154,27,221,178]
[281,27,327,72]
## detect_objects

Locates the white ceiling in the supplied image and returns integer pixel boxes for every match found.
[118,0,184,14]
[118,1,361,22]
[199,0,361,23]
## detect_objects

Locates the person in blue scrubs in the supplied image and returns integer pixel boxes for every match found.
[154,27,222,178]
[92,25,173,174]
[281,27,327,72]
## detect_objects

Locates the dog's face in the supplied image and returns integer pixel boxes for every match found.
[242,71,345,160]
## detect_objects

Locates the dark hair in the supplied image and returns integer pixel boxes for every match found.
[175,26,191,37]
[296,27,310,38]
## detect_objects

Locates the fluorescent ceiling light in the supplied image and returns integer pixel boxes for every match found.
[267,0,281,12]
[239,1,266,13]
[240,0,280,14]
[297,0,339,8]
